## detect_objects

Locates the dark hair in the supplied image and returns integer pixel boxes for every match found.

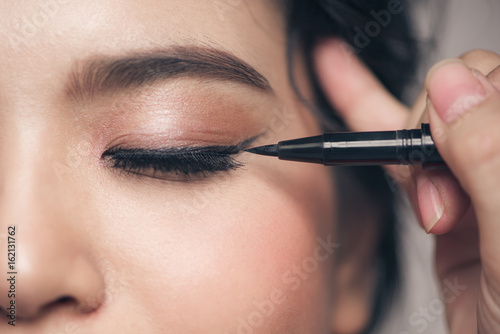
[284,1,419,332]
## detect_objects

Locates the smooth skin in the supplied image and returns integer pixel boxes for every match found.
[0,1,381,334]
[315,39,500,333]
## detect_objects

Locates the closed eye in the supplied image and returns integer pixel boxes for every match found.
[101,136,258,182]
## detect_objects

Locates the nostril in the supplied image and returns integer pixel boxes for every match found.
[57,296,73,304]
[0,296,77,322]
[5,250,106,322]
[39,295,76,314]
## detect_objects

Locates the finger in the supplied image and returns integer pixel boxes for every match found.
[414,170,470,234]
[410,50,500,127]
[405,63,465,234]
[426,68,500,330]
[313,38,408,132]
[425,57,500,330]
[411,61,473,235]
[459,49,500,76]
[409,53,500,234]
[411,50,500,128]
[425,60,500,254]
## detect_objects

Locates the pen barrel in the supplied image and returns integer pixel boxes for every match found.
[321,123,445,167]
[399,123,445,168]
[278,135,324,164]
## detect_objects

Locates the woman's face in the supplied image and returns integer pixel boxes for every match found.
[0,1,339,333]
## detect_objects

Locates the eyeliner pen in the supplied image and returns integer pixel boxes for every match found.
[245,123,446,169]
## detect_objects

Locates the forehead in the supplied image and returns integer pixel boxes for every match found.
[0,1,280,42]
[0,1,284,91]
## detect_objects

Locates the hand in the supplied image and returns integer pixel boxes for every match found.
[314,39,500,333]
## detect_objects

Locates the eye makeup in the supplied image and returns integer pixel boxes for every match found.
[101,136,259,182]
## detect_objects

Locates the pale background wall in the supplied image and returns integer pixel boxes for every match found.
[412,0,500,90]
[431,0,500,59]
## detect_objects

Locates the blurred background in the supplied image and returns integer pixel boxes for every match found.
[425,0,500,58]
[412,0,500,90]
[385,0,500,333]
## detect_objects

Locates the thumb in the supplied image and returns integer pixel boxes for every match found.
[313,38,408,131]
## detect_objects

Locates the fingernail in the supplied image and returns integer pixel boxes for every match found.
[417,176,444,233]
[427,59,491,123]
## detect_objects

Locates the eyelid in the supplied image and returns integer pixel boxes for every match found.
[100,135,261,182]
[101,134,260,159]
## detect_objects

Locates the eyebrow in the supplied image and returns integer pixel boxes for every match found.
[65,45,273,101]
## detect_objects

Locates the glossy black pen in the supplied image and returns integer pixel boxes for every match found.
[245,123,446,169]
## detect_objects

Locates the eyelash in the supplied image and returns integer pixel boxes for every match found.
[101,145,245,182]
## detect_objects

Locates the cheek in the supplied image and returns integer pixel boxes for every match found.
[210,189,335,333]
[89,154,336,333]
[154,186,334,332]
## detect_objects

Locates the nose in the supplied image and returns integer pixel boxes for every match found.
[1,248,106,320]
[0,146,106,321]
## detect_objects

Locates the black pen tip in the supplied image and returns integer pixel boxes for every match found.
[245,144,279,157]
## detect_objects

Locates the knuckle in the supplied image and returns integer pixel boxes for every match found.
[459,49,500,72]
